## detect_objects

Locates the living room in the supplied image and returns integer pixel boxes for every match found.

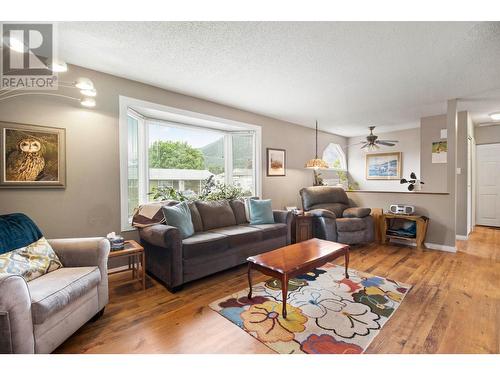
[1,1,500,372]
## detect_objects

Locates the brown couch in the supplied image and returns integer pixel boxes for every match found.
[135,199,292,292]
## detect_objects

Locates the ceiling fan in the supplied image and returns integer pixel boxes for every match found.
[351,126,399,151]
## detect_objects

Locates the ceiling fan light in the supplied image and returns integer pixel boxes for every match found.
[75,77,94,90]
[81,97,96,108]
[489,112,500,121]
[50,60,68,73]
[80,88,97,97]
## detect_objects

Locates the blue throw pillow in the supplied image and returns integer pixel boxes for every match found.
[161,202,195,239]
[248,199,275,225]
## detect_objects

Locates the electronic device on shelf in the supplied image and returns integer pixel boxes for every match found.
[389,204,415,215]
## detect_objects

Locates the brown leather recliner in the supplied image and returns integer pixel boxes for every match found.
[299,186,374,244]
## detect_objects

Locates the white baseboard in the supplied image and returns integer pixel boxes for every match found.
[456,235,468,240]
[386,238,457,252]
[424,242,457,252]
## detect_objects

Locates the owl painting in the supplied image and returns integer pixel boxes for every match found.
[6,137,46,181]
[1,124,65,187]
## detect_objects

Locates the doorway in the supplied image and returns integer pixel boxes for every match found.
[476,143,500,227]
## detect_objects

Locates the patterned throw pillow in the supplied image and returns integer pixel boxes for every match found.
[0,237,63,282]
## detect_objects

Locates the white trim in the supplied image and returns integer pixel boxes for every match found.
[424,242,457,252]
[387,238,457,252]
[119,96,131,231]
[456,235,468,240]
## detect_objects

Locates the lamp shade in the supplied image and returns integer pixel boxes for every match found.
[305,158,329,169]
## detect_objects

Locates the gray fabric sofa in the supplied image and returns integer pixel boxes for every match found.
[300,186,374,244]
[136,199,292,291]
[0,237,110,354]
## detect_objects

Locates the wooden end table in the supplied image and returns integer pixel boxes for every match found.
[291,212,313,243]
[247,238,349,319]
[108,240,146,290]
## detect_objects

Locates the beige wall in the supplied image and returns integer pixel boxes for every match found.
[347,191,454,248]
[420,114,448,192]
[347,127,420,191]
[0,64,345,239]
[475,125,500,145]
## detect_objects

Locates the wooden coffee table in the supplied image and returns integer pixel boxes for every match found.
[247,238,349,319]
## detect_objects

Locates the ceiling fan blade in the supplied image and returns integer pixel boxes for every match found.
[375,141,395,146]
[360,143,369,149]
[379,140,399,143]
[347,142,365,147]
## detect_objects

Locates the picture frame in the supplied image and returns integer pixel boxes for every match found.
[432,141,447,163]
[0,121,66,188]
[266,148,286,176]
[365,152,401,180]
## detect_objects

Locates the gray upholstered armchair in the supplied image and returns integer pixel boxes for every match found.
[0,237,110,354]
[300,186,374,244]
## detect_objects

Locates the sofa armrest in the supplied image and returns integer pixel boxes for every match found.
[273,210,293,244]
[48,237,110,310]
[140,224,181,248]
[343,207,371,218]
[139,224,183,288]
[0,274,34,353]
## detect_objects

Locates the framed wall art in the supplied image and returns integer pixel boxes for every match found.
[0,121,66,188]
[266,148,286,176]
[365,152,401,180]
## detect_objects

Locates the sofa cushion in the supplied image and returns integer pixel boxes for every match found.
[335,218,367,232]
[28,266,100,324]
[209,225,263,248]
[182,232,229,260]
[310,203,349,218]
[343,207,371,218]
[187,202,204,232]
[230,199,248,224]
[195,201,237,230]
[248,223,287,240]
[162,202,194,239]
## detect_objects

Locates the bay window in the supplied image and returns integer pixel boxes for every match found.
[120,99,261,230]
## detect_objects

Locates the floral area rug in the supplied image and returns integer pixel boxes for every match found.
[209,263,411,354]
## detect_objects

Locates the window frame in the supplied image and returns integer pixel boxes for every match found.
[322,142,347,171]
[119,96,262,231]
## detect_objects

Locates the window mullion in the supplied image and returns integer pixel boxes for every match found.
[225,134,233,185]
[138,118,148,204]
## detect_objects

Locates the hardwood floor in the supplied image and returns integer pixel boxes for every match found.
[56,226,500,354]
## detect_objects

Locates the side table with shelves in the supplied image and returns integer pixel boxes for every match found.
[380,213,429,249]
[108,239,146,290]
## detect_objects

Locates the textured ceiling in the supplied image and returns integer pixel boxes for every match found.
[57,22,500,136]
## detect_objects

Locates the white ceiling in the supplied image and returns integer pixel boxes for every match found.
[57,22,500,137]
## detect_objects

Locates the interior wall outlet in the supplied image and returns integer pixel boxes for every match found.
[456,167,462,174]
[440,129,447,139]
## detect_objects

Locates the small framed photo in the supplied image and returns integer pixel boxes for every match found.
[266,148,286,176]
[365,152,401,180]
[0,121,66,188]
